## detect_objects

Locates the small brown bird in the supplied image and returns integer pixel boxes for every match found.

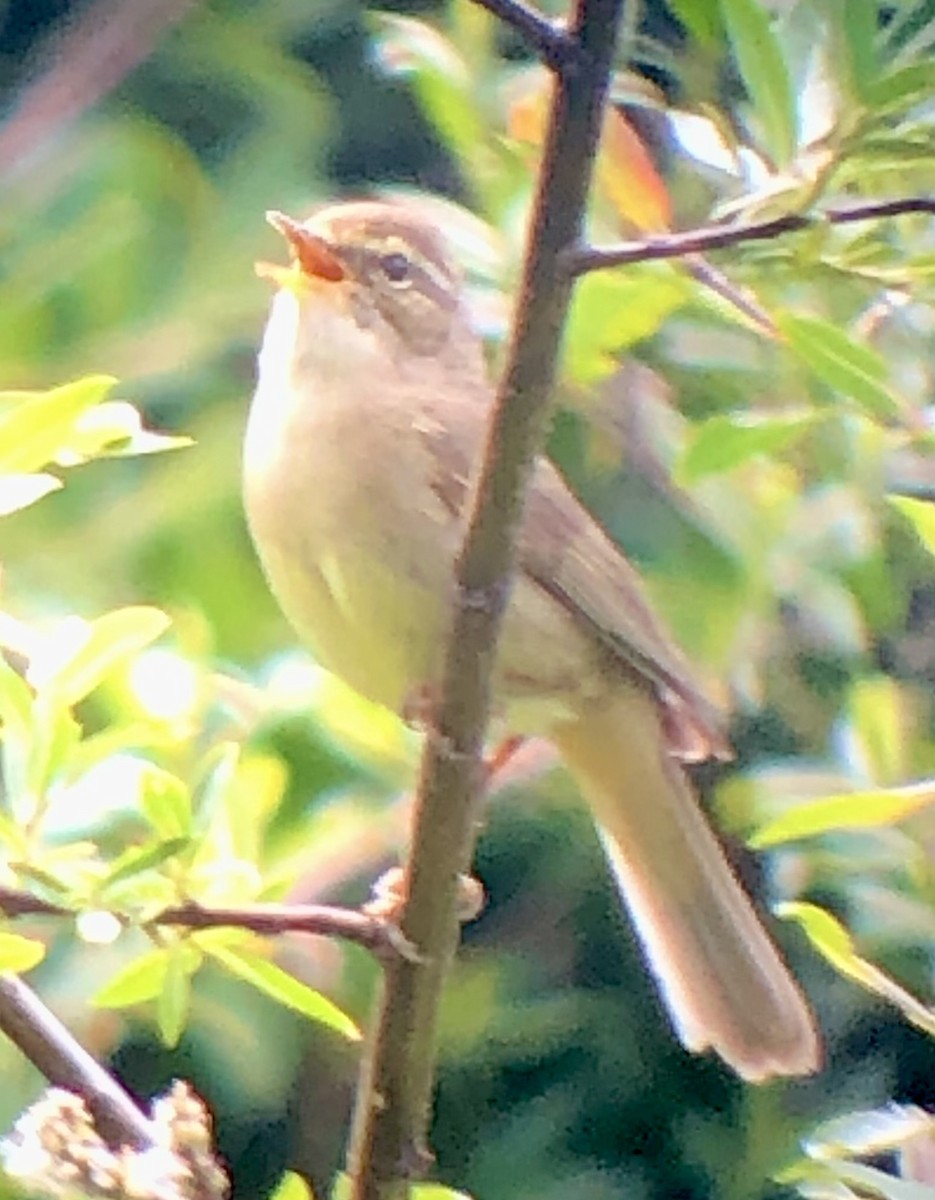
[244,198,820,1080]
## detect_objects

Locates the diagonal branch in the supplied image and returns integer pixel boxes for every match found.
[343,0,626,1198]
[0,974,155,1150]
[569,196,935,274]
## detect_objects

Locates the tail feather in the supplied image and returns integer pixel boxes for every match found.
[552,691,820,1081]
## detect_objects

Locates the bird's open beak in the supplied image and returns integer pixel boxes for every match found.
[256,210,346,290]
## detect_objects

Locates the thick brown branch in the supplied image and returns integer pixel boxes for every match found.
[569,196,935,274]
[343,0,626,1198]
[0,974,155,1150]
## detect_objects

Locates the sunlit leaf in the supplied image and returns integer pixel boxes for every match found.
[779,903,935,1038]
[891,496,935,558]
[0,376,116,474]
[95,949,171,1008]
[102,837,191,890]
[720,0,795,165]
[0,473,62,516]
[29,607,171,708]
[805,1105,934,1161]
[0,657,33,740]
[26,699,81,806]
[271,1173,314,1200]
[751,781,935,847]
[411,1185,475,1200]
[848,677,907,785]
[564,269,689,383]
[0,932,46,972]
[677,411,816,484]
[207,943,360,1040]
[140,766,193,840]
[157,943,193,1048]
[777,314,903,420]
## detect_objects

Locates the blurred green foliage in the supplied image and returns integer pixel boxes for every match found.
[5,1,935,1199]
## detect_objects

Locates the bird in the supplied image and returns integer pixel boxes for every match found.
[243,197,820,1081]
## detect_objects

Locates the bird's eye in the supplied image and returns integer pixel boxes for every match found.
[379,251,412,285]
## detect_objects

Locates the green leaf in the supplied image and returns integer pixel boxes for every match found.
[751,781,935,847]
[0,932,46,972]
[412,1186,475,1200]
[30,607,171,708]
[891,496,935,557]
[664,0,723,46]
[839,0,877,103]
[26,698,81,803]
[0,376,116,474]
[0,473,62,516]
[564,269,689,384]
[849,676,906,785]
[140,766,193,839]
[720,0,795,165]
[777,313,903,420]
[157,944,193,1048]
[207,944,360,1040]
[805,1105,933,1160]
[102,837,191,890]
[0,657,33,740]
[779,902,935,1037]
[271,1173,314,1200]
[373,16,486,170]
[677,411,816,483]
[95,948,170,1007]
[866,62,935,115]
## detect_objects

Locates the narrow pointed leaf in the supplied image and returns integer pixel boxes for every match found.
[751,781,935,847]
[0,377,116,473]
[720,0,795,165]
[207,944,360,1040]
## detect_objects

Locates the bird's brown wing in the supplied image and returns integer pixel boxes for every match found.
[519,458,729,760]
[415,397,729,762]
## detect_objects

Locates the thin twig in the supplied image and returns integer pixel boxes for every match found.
[156,902,411,961]
[569,196,935,274]
[0,975,155,1150]
[343,0,626,1197]
[470,0,571,69]
[0,887,408,960]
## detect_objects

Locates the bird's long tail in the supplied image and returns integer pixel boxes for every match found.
[551,691,820,1080]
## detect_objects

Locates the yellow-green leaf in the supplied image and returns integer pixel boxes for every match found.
[29,607,171,708]
[0,376,116,474]
[271,1173,314,1200]
[891,496,935,558]
[720,0,795,166]
[0,932,46,973]
[778,314,903,419]
[751,781,935,847]
[207,944,360,1041]
[95,949,170,1008]
[678,411,815,484]
[779,902,935,1037]
[157,944,193,1048]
